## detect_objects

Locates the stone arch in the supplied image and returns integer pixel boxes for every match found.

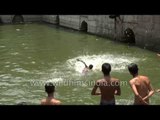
[80,21,88,32]
[12,15,24,24]
[123,28,135,43]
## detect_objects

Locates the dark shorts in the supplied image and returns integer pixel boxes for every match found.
[100,100,115,105]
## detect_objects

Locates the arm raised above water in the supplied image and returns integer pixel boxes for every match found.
[77,59,88,68]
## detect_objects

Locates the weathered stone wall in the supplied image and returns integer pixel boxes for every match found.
[42,15,58,24]
[1,15,160,52]
[0,15,41,23]
[23,15,42,22]
[87,15,115,38]
[0,15,13,23]
[58,15,160,52]
[134,15,160,51]
[59,15,80,30]
[121,15,160,51]
[57,15,115,38]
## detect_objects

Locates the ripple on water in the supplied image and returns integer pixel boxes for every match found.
[22,43,26,46]
[11,68,29,73]
[0,46,6,48]
[0,74,12,80]
[116,99,133,105]
[12,63,17,65]
[24,47,28,49]
[31,61,36,64]
[5,61,11,64]
[2,89,26,96]
[72,88,78,91]
[46,78,63,83]
[14,64,20,67]
[4,65,10,68]
[10,52,19,55]
[0,82,18,87]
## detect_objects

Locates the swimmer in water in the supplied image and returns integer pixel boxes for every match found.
[77,59,93,74]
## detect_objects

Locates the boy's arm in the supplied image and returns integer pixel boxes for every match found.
[115,80,121,95]
[77,59,88,67]
[143,80,154,101]
[91,81,101,95]
[129,80,148,104]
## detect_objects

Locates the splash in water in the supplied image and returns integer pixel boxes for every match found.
[66,54,139,73]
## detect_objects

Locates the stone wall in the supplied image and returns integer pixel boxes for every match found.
[59,15,80,30]
[23,15,42,22]
[0,15,41,23]
[135,15,160,51]
[1,15,160,52]
[42,15,58,24]
[121,15,160,51]
[0,15,13,23]
[87,15,115,38]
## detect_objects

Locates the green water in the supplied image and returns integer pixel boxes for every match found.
[0,23,160,105]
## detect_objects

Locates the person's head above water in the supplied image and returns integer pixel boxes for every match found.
[41,82,61,105]
[102,63,111,76]
[128,63,138,75]
[89,64,93,69]
[45,82,55,94]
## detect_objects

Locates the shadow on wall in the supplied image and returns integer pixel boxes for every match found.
[56,15,59,25]
[12,15,24,24]
[80,21,88,32]
[0,17,2,24]
[122,28,135,44]
[109,15,120,19]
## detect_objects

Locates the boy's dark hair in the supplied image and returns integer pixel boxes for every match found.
[102,63,111,75]
[128,63,138,75]
[45,82,55,94]
[89,64,93,69]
